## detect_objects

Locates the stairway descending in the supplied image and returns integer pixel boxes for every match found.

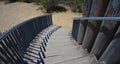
[44,27,97,64]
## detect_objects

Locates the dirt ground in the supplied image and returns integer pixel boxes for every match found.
[0,2,82,33]
[52,11,81,28]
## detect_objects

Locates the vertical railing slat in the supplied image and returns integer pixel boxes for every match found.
[12,31,24,54]
[0,40,16,63]
[82,0,109,51]
[9,33,24,58]
[7,35,24,62]
[0,46,11,64]
[14,29,26,53]
[72,19,80,41]
[0,14,53,63]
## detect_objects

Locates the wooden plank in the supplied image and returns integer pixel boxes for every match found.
[0,48,10,64]
[82,0,109,52]
[72,19,80,41]
[82,0,93,17]
[77,0,93,43]
[91,0,120,59]
[17,27,28,51]
[99,25,120,64]
[0,40,15,63]
[14,29,26,53]
[77,21,87,44]
[6,35,24,63]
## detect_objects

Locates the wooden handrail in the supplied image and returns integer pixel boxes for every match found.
[73,17,120,21]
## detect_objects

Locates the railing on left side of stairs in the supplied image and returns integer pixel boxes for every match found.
[0,14,52,64]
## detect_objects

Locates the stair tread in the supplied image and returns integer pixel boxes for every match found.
[45,27,91,64]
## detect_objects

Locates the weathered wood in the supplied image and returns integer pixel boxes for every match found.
[77,21,87,44]
[0,31,2,35]
[82,0,108,51]
[90,21,119,58]
[90,0,120,59]
[77,0,92,44]
[82,21,97,49]
[99,25,120,64]
[0,14,53,64]
[82,0,93,17]
[72,19,80,41]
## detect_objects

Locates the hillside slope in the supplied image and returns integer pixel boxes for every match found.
[0,2,81,32]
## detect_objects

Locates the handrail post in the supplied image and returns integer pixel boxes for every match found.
[73,16,120,64]
[99,26,120,64]
[77,21,87,45]
[72,19,80,41]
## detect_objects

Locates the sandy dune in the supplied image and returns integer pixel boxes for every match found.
[0,2,81,33]
[0,2,44,32]
[52,11,81,28]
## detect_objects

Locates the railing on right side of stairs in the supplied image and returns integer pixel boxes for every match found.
[72,17,120,64]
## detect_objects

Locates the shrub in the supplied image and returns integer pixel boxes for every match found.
[46,5,67,13]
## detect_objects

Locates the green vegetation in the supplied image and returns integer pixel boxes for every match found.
[0,0,84,13]
[46,5,67,13]
[63,0,84,12]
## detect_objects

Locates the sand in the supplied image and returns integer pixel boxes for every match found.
[0,2,82,33]
[52,11,81,28]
